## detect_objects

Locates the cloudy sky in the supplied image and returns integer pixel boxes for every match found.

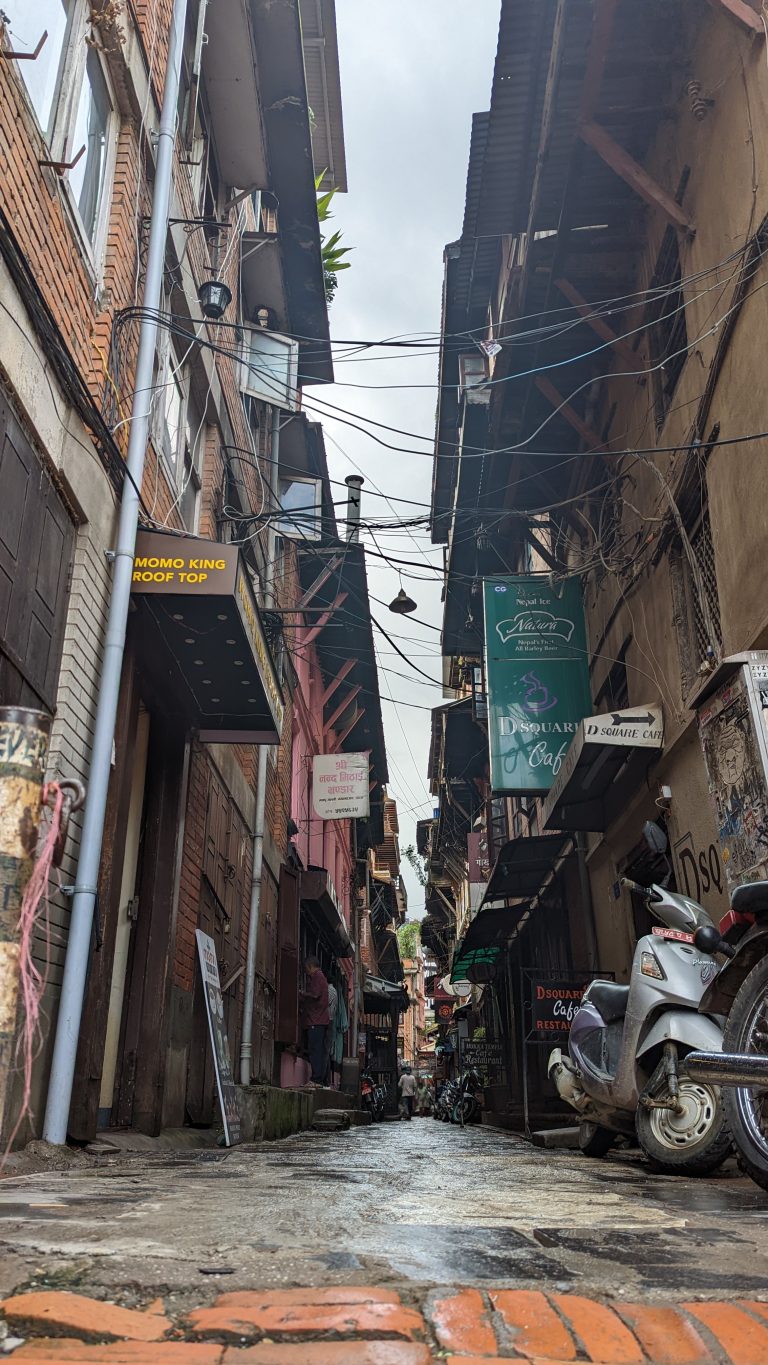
[313,2,501,914]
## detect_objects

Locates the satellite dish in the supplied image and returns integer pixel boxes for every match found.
[452,980,472,997]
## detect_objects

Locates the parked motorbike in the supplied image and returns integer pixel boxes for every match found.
[549,876,731,1175]
[434,1079,459,1122]
[680,881,768,1192]
[361,1070,386,1122]
[451,1069,484,1126]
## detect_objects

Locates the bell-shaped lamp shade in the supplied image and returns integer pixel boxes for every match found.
[388,588,417,615]
[198,279,233,320]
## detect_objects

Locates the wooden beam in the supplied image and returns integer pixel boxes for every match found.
[580,121,694,234]
[554,276,638,370]
[329,707,364,754]
[320,656,357,707]
[323,684,362,736]
[297,553,344,610]
[706,0,763,33]
[301,592,348,646]
[534,375,606,452]
[578,0,619,121]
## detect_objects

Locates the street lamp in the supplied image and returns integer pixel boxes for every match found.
[388,588,417,615]
[197,278,233,319]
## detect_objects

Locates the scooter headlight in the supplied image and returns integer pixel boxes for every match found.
[640,950,666,980]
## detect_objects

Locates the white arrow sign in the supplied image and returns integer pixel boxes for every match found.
[583,704,663,748]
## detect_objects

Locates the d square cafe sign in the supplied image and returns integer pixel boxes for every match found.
[483,577,591,793]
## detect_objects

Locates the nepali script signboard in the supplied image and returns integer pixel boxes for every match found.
[483,577,591,793]
[195,931,241,1146]
[312,752,370,819]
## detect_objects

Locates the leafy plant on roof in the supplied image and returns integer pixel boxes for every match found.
[316,171,352,304]
[403,843,428,888]
[397,919,421,961]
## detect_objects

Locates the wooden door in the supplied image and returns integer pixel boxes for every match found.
[0,391,74,711]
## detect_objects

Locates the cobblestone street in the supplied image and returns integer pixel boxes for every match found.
[0,1122,768,1361]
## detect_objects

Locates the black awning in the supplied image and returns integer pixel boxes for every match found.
[131,532,284,743]
[300,866,353,958]
[363,974,409,1014]
[542,707,664,832]
[482,834,569,906]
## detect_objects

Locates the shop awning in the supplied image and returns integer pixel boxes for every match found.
[451,944,501,985]
[130,531,284,744]
[363,974,409,1014]
[482,834,570,906]
[542,706,664,832]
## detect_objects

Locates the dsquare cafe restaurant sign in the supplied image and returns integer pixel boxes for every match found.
[130,531,284,744]
[483,577,591,794]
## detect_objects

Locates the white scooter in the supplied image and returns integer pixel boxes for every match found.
[549,876,731,1175]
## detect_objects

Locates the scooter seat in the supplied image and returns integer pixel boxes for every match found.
[587,980,630,1023]
[732,882,768,918]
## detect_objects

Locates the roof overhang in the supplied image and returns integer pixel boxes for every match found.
[249,0,333,386]
[300,866,353,957]
[203,0,269,190]
[482,833,570,906]
[363,974,409,1013]
[130,531,284,742]
[299,0,348,193]
[542,706,664,832]
[240,234,289,333]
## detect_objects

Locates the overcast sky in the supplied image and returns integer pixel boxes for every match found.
[315,2,501,915]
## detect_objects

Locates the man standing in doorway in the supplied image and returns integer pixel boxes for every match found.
[300,956,330,1086]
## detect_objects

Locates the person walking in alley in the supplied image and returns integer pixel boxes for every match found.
[398,1065,417,1120]
[417,1075,434,1116]
[300,956,330,1086]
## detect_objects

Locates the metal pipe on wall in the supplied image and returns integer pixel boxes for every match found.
[239,405,281,1085]
[42,0,190,1144]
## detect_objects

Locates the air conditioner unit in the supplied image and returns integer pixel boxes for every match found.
[276,476,323,542]
[458,352,490,405]
[240,328,299,411]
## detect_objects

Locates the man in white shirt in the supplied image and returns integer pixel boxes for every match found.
[398,1067,417,1120]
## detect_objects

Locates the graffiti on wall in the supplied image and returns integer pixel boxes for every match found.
[698,669,768,888]
[673,830,724,909]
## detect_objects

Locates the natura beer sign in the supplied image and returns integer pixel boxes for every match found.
[483,577,591,793]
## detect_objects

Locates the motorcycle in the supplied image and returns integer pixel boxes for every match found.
[361,1070,386,1122]
[548,875,731,1175]
[434,1078,459,1121]
[681,881,768,1192]
[451,1069,484,1126]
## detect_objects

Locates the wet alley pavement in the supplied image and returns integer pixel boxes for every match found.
[0,1119,768,1360]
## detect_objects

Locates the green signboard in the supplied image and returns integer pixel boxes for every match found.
[483,577,591,794]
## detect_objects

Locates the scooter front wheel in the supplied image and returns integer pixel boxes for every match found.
[721,956,768,1193]
[636,1058,731,1175]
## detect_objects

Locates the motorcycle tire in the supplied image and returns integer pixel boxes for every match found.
[578,1121,615,1157]
[453,1097,477,1126]
[636,1055,731,1176]
[721,955,768,1193]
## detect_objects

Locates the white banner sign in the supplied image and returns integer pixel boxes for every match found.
[312,752,370,819]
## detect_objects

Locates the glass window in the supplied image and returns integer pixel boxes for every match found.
[3,0,70,133]
[161,367,184,474]
[69,47,111,242]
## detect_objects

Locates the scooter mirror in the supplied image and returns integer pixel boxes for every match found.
[642,820,668,856]
[693,924,721,954]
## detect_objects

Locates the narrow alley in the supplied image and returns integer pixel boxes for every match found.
[0,1124,767,1360]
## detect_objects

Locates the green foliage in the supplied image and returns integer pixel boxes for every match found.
[316,171,352,303]
[403,843,428,888]
[397,920,421,961]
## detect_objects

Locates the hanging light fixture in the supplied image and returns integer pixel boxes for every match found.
[197,278,233,319]
[388,587,417,615]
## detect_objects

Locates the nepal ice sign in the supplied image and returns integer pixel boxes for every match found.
[483,576,592,793]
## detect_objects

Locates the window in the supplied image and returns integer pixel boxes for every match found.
[276,477,322,542]
[595,640,630,714]
[672,497,723,694]
[151,322,201,530]
[240,329,299,411]
[3,0,116,257]
[647,226,688,429]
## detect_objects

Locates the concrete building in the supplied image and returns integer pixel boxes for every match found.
[428,0,768,1126]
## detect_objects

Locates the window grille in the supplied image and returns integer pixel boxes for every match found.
[689,506,722,665]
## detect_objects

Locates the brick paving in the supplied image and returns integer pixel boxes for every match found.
[3,1286,768,1363]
